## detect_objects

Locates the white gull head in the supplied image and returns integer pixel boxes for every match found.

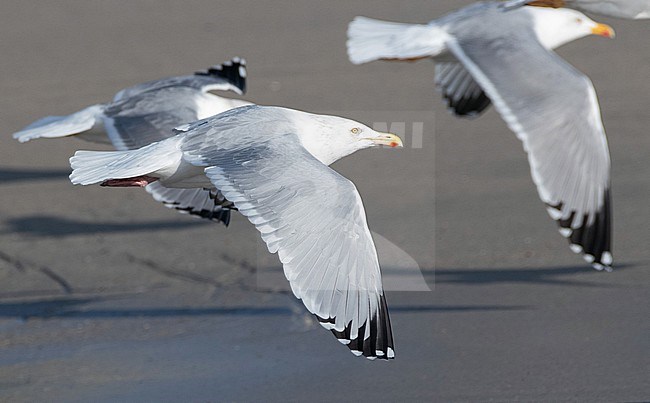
[281,108,403,166]
[526,6,615,50]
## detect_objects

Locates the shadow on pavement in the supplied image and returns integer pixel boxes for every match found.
[0,297,531,320]
[0,298,292,319]
[422,263,637,287]
[0,167,71,183]
[389,305,530,313]
[4,215,210,237]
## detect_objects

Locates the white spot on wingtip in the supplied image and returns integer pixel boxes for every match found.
[559,228,572,238]
[239,66,247,78]
[602,252,613,265]
[570,244,583,254]
[338,339,351,345]
[173,123,192,132]
[376,350,385,356]
[351,350,363,356]
[546,207,563,220]
[366,356,377,361]
[387,348,395,358]
[232,57,241,63]
[583,254,595,263]
[593,263,605,271]
[319,322,334,330]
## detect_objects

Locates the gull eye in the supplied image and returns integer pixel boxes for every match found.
[575,17,583,23]
[351,127,361,135]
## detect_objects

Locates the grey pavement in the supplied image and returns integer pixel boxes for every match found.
[0,1,648,401]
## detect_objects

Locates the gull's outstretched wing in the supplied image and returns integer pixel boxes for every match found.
[193,57,247,94]
[566,0,650,19]
[104,58,249,150]
[180,112,394,359]
[103,88,201,150]
[114,58,247,101]
[504,0,650,19]
[12,105,106,143]
[446,19,612,269]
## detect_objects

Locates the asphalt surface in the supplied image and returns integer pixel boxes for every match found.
[1,1,648,401]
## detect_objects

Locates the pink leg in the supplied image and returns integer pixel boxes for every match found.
[100,175,159,187]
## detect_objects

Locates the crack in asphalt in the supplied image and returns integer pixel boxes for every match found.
[125,253,224,287]
[125,252,268,293]
[0,247,276,298]
[36,267,73,294]
[0,250,26,272]
[218,252,256,275]
[0,249,73,294]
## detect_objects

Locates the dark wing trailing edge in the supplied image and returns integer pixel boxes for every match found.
[195,57,247,94]
[435,62,492,117]
[145,183,234,226]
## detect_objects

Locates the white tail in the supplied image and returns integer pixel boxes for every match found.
[346,17,448,65]
[69,137,182,186]
[13,104,105,143]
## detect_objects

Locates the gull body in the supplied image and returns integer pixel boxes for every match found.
[13,58,251,225]
[70,105,403,360]
[347,3,615,269]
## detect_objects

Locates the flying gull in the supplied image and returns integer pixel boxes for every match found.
[347,3,615,270]
[13,58,251,226]
[505,0,650,19]
[69,105,404,359]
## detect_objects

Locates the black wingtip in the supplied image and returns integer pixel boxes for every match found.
[195,57,247,94]
[318,294,394,360]
[179,207,232,227]
[548,189,613,271]
[443,91,492,118]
